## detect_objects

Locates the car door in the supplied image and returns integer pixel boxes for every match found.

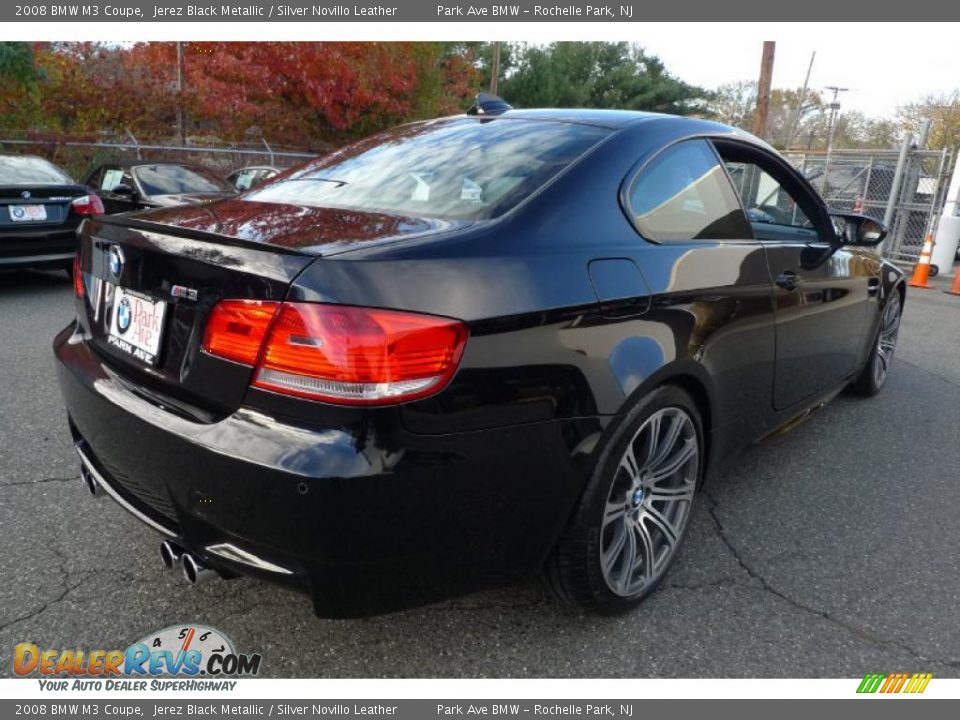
[713,139,871,411]
[620,138,780,453]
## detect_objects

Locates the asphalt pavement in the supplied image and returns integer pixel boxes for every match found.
[2,269,959,678]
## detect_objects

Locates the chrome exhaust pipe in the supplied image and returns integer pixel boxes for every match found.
[181,552,215,585]
[80,465,100,496]
[159,541,183,571]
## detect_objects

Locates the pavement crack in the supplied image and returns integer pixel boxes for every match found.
[897,357,960,391]
[0,547,104,635]
[662,578,751,592]
[703,489,948,668]
[2,475,79,488]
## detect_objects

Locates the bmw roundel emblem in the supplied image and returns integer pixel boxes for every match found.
[108,245,125,278]
[116,297,132,334]
[21,190,31,200]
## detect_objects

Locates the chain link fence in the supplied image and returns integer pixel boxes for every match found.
[785,146,955,264]
[0,135,321,183]
[2,135,955,266]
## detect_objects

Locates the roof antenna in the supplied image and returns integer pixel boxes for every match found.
[467,93,512,117]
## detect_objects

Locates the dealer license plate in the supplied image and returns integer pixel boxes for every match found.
[9,204,47,222]
[107,286,167,366]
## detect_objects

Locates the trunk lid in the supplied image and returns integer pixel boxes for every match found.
[0,184,89,230]
[149,191,236,207]
[134,197,469,255]
[76,217,315,419]
[75,197,456,419]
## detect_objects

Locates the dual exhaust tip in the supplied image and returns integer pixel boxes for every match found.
[81,467,215,585]
[160,540,215,585]
[81,465,101,497]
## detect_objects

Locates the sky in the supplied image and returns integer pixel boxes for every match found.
[633,23,960,119]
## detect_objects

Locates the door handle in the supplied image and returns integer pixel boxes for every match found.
[775,271,799,291]
[868,278,880,296]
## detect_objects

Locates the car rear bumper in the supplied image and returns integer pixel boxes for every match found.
[54,321,598,617]
[0,225,78,268]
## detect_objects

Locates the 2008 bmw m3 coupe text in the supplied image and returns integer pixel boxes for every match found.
[54,107,904,617]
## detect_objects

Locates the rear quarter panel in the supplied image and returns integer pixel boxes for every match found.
[288,121,780,470]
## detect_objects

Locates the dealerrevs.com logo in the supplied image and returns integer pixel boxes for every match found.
[13,625,262,689]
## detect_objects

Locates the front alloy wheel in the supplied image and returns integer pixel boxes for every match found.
[851,291,901,396]
[873,292,901,389]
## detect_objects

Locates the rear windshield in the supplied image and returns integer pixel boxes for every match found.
[0,156,74,185]
[243,118,611,220]
[134,165,233,196]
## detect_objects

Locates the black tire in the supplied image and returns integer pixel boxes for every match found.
[544,385,704,613]
[850,291,902,397]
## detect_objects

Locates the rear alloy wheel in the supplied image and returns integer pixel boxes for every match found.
[545,386,702,613]
[851,291,901,396]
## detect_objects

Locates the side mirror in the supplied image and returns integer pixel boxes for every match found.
[831,213,887,247]
[113,183,136,198]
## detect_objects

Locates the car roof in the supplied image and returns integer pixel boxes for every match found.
[458,109,770,150]
[492,108,669,128]
[0,153,62,163]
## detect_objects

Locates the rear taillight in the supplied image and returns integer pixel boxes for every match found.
[202,300,280,365]
[73,252,84,299]
[70,194,104,216]
[202,300,468,406]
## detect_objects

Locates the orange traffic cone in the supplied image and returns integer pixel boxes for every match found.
[945,265,960,296]
[908,235,936,289]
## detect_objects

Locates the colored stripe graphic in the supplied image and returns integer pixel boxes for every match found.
[857,672,932,694]
[857,673,886,693]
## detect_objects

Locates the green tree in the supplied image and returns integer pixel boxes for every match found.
[497,42,706,114]
[0,41,36,84]
[0,42,42,133]
[832,111,901,150]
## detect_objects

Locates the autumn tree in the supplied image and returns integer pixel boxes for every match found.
[0,41,479,146]
[708,80,757,129]
[897,91,960,152]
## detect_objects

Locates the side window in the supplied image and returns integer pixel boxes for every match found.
[85,167,103,189]
[100,168,125,193]
[626,139,751,242]
[233,170,255,191]
[724,161,813,229]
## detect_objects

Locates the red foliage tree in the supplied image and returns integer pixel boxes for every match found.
[0,42,479,146]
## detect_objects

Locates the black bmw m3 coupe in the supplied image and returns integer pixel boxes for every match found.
[54,106,904,617]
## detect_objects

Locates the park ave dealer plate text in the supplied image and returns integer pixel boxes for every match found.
[107,286,167,365]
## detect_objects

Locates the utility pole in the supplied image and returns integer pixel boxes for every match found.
[176,41,186,146]
[752,41,776,139]
[489,42,501,95]
[824,85,850,154]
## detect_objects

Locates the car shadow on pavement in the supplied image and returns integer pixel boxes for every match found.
[0,270,72,295]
